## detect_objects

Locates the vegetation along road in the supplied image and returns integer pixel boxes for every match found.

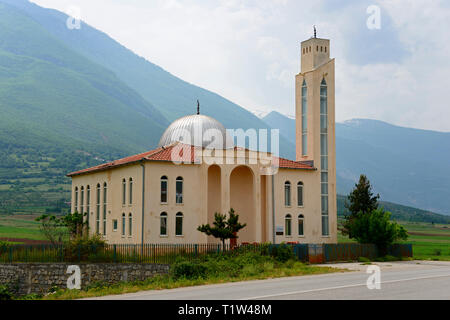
[86,261,450,300]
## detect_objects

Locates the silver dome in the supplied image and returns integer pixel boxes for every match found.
[158,114,234,149]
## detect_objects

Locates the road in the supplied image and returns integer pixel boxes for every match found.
[86,261,450,300]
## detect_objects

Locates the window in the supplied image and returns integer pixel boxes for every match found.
[176,177,183,204]
[103,183,107,235]
[285,214,292,236]
[298,214,304,236]
[96,184,100,234]
[122,179,126,205]
[129,178,133,205]
[284,181,291,207]
[128,213,132,237]
[320,78,329,236]
[80,187,84,214]
[122,213,126,236]
[86,186,90,226]
[113,219,118,232]
[301,79,307,156]
[160,212,168,236]
[175,212,183,236]
[74,187,78,213]
[161,176,168,203]
[297,182,304,207]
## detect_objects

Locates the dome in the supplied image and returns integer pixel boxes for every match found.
[158,114,234,149]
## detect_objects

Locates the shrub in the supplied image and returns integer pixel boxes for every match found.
[270,243,294,262]
[0,285,13,301]
[171,261,208,279]
[64,234,107,262]
[433,249,442,256]
[358,256,371,263]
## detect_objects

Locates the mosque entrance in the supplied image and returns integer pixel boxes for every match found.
[230,166,255,243]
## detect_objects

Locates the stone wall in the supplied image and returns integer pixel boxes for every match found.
[0,263,169,296]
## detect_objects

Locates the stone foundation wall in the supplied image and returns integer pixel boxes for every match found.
[0,263,169,296]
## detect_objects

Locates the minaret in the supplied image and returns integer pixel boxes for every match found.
[295,29,336,238]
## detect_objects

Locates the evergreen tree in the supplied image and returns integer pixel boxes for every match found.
[343,174,379,237]
[197,208,247,247]
[345,174,380,216]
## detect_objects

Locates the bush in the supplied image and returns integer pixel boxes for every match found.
[346,208,408,253]
[270,243,294,262]
[171,261,208,279]
[433,249,442,256]
[64,234,107,262]
[358,256,371,263]
[0,285,13,300]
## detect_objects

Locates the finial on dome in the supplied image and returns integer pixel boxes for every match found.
[197,100,200,115]
[313,25,317,38]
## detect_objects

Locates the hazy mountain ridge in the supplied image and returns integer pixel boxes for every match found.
[263,111,450,215]
[4,0,295,160]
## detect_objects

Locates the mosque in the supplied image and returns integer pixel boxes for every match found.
[67,34,337,245]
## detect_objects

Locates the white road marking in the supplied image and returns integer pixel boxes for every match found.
[242,273,450,300]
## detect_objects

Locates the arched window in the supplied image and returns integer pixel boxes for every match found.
[298,214,304,236]
[122,178,126,205]
[175,212,183,236]
[160,212,168,236]
[320,78,329,236]
[301,79,307,156]
[285,214,292,236]
[176,177,183,204]
[80,186,84,214]
[74,187,79,213]
[129,178,133,205]
[297,182,304,207]
[284,181,291,207]
[122,213,126,236]
[86,186,90,226]
[103,183,107,235]
[128,213,132,237]
[161,176,168,203]
[96,184,100,234]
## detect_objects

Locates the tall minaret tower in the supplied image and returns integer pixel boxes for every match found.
[295,29,336,238]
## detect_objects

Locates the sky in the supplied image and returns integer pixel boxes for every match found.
[31,0,450,132]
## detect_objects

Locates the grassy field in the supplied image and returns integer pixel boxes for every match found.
[338,220,450,261]
[0,215,46,242]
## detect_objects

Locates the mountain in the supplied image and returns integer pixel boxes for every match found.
[337,195,450,224]
[2,0,295,160]
[0,1,172,213]
[263,111,450,215]
[0,1,168,153]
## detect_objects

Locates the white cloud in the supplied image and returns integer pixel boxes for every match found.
[31,0,450,131]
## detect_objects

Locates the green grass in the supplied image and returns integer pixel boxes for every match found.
[39,252,346,300]
[0,215,45,240]
[338,220,450,261]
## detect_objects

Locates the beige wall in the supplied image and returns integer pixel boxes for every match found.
[71,156,336,244]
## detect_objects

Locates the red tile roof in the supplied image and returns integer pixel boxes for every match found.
[67,143,314,177]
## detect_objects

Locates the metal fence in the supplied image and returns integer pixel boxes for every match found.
[0,243,269,264]
[0,242,412,264]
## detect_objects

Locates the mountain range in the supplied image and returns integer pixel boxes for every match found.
[263,111,450,215]
[0,0,448,220]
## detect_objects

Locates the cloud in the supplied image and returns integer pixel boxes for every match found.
[31,0,450,132]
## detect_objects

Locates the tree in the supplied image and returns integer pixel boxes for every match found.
[36,211,86,244]
[345,174,380,216]
[343,174,380,237]
[346,208,408,254]
[197,208,247,247]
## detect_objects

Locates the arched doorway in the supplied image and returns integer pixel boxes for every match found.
[230,166,255,243]
[207,165,221,243]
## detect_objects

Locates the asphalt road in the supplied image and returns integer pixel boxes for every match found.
[87,261,450,300]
